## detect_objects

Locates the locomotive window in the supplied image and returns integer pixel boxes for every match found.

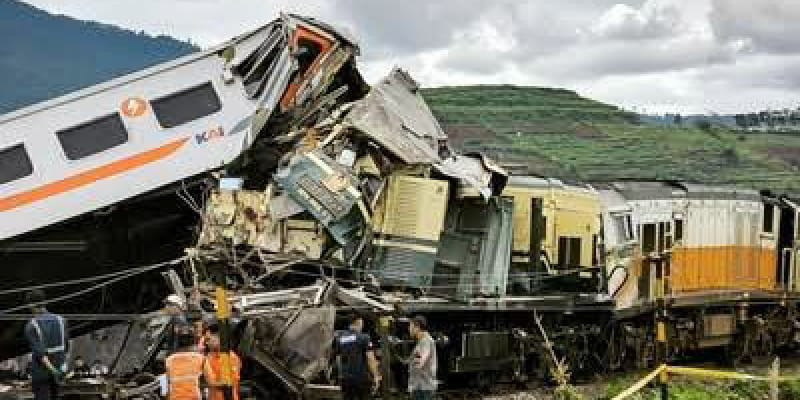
[152,82,221,129]
[763,204,774,233]
[674,219,683,241]
[613,215,631,242]
[642,223,656,253]
[658,222,667,251]
[57,113,128,160]
[0,143,34,184]
[295,38,323,78]
[557,237,582,268]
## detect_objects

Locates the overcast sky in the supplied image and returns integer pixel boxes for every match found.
[20,0,800,114]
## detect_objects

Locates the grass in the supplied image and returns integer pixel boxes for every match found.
[602,376,774,400]
[421,86,800,194]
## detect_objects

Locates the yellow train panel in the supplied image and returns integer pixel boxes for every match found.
[670,246,776,292]
[503,180,601,268]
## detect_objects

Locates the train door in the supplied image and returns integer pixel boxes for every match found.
[760,200,781,290]
[529,197,545,272]
[779,199,800,291]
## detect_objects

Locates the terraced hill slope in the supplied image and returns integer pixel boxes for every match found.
[422,85,800,194]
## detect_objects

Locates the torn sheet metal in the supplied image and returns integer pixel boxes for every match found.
[237,281,337,393]
[274,150,365,245]
[199,190,279,249]
[434,153,509,199]
[344,68,445,164]
[199,189,328,258]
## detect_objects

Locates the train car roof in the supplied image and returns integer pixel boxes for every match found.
[595,188,631,213]
[680,183,761,200]
[507,175,596,194]
[608,181,685,200]
[0,14,356,126]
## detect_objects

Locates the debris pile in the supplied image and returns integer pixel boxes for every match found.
[195,67,508,293]
[191,68,509,395]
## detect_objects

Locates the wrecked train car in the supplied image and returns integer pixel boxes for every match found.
[0,13,365,356]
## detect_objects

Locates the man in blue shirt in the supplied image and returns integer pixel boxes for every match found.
[23,289,68,400]
[333,314,381,400]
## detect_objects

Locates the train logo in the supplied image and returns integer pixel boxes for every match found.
[120,97,148,118]
[195,126,226,144]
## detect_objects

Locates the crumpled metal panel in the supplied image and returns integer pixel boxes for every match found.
[434,153,508,199]
[274,150,364,245]
[238,282,335,392]
[344,68,445,164]
[199,190,281,251]
[199,189,328,258]
[477,197,513,296]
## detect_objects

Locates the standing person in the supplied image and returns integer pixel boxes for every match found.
[333,314,381,400]
[203,325,241,400]
[408,315,437,400]
[164,331,205,400]
[23,289,68,400]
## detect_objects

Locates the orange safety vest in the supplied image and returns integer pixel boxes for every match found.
[165,352,205,400]
[204,351,241,400]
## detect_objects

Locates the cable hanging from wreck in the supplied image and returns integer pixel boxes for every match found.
[0,256,187,314]
[0,259,184,297]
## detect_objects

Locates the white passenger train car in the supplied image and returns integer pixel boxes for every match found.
[0,14,357,240]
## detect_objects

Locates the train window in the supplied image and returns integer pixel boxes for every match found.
[592,234,598,265]
[295,38,323,78]
[658,222,667,251]
[763,204,774,233]
[152,82,221,129]
[613,215,632,242]
[57,113,128,160]
[674,219,684,241]
[557,237,582,268]
[642,223,656,253]
[0,143,34,184]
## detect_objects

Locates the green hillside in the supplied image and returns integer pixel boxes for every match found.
[422,85,800,194]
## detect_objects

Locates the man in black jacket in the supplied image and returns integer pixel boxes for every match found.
[333,314,381,400]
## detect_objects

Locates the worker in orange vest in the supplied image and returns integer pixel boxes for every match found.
[203,326,241,400]
[164,329,205,400]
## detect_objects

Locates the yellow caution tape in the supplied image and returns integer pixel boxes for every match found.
[666,366,800,382]
[612,364,800,400]
[611,365,666,400]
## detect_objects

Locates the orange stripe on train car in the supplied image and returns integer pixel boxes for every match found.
[671,246,776,292]
[0,137,189,212]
